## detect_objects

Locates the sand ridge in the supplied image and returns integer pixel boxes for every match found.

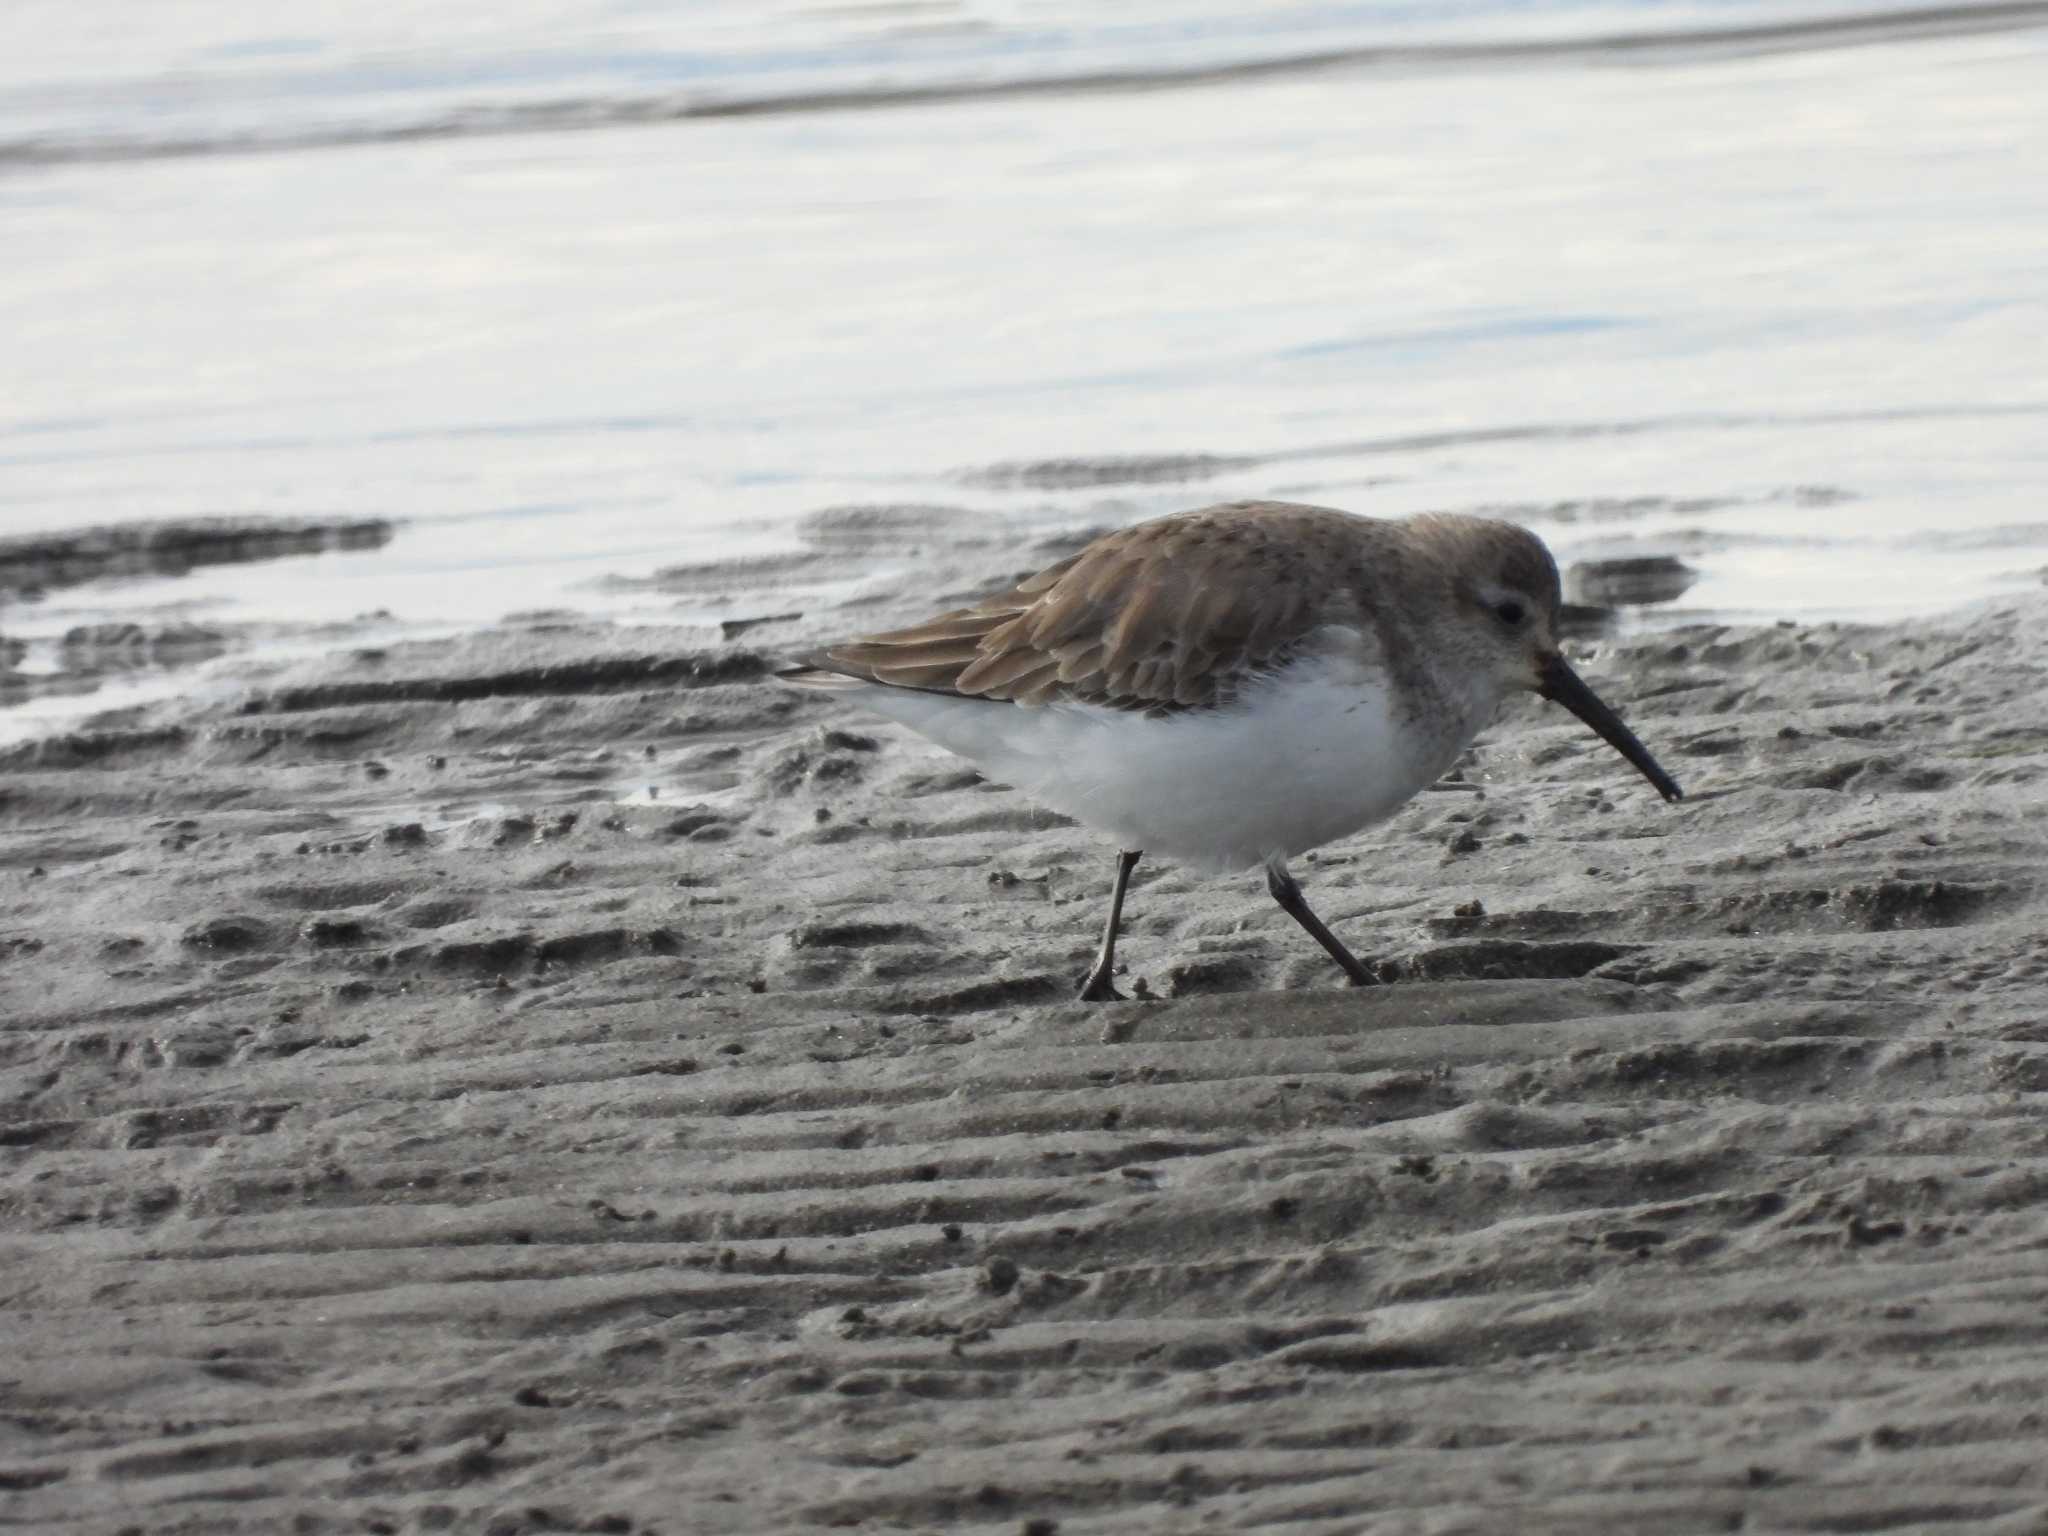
[2,584,2047,1532]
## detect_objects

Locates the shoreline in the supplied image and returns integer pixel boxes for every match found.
[3,560,2046,1527]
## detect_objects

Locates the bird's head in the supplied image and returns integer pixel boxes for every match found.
[1417,514,1683,804]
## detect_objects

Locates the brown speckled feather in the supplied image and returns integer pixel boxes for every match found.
[800,501,1374,711]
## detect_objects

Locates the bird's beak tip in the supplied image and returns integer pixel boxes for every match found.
[1537,653,1683,805]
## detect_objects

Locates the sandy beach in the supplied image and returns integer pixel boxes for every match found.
[4,513,2046,1533]
[7,0,2048,1527]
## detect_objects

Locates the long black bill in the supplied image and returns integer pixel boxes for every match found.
[1537,653,1683,803]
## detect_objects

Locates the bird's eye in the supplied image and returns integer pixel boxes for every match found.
[1491,597,1528,628]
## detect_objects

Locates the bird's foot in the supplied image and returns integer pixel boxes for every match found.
[1076,971,1125,1003]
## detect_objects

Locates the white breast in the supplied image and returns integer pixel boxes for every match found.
[847,628,1492,873]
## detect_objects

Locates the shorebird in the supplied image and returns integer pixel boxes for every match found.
[780,500,1681,999]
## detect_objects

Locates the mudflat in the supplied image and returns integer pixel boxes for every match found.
[4,573,2047,1532]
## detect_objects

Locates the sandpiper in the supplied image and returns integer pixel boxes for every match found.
[781,500,1681,999]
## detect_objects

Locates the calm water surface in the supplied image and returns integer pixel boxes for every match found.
[2,1,2045,732]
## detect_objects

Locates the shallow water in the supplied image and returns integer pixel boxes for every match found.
[3,2,2045,734]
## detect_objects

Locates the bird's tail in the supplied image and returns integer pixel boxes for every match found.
[776,658,870,692]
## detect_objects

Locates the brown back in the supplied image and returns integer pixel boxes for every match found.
[798,501,1378,712]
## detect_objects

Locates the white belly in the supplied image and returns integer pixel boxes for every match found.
[847,643,1483,874]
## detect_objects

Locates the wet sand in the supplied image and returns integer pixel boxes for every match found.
[4,535,2048,1532]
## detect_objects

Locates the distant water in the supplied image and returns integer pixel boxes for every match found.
[3,0,2046,732]
[4,1,2041,161]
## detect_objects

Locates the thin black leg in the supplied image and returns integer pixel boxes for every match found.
[1265,859,1376,987]
[1078,849,1143,1001]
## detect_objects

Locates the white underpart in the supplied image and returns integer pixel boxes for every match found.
[841,626,1498,874]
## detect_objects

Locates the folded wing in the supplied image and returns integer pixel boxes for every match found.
[783,502,1360,712]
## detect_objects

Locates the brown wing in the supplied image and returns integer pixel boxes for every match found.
[792,501,1365,711]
